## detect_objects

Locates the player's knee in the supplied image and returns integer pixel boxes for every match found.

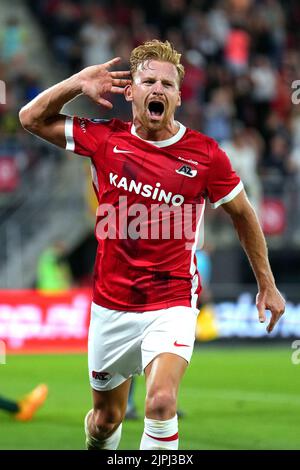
[93,408,122,438]
[145,389,176,419]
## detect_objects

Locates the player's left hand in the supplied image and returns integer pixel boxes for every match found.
[256,287,285,333]
[79,57,131,109]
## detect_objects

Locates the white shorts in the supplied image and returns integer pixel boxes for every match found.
[88,302,198,391]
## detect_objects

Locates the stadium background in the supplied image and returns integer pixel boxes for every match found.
[0,0,300,449]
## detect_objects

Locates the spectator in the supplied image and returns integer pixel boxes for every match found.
[80,8,115,67]
[0,16,27,63]
[222,122,262,214]
[36,241,73,292]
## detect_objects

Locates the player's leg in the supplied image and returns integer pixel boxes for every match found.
[0,395,19,413]
[125,377,139,420]
[145,353,187,420]
[140,353,187,450]
[85,378,131,450]
[140,305,198,450]
[86,303,144,449]
[0,386,48,422]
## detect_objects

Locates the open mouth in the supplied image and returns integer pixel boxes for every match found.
[148,101,165,118]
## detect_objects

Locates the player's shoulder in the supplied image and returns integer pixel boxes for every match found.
[88,118,131,133]
[74,117,131,136]
[184,127,219,158]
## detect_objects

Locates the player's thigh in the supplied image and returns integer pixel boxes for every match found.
[144,352,188,397]
[92,378,132,421]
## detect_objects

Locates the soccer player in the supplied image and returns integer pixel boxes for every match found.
[0,384,48,421]
[19,40,285,450]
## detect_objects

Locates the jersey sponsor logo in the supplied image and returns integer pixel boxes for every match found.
[92,371,111,381]
[176,165,197,178]
[113,145,134,154]
[178,156,198,166]
[173,341,190,347]
[90,118,109,123]
[109,172,185,206]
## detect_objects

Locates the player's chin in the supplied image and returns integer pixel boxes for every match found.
[146,114,166,129]
[146,120,166,132]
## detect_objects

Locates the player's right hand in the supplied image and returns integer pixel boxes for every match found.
[78,58,131,109]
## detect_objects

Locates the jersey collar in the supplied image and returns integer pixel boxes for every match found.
[130,121,186,148]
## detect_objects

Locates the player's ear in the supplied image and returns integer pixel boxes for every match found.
[124,84,133,102]
[176,91,181,107]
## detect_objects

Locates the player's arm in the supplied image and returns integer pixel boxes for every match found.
[19,58,131,148]
[222,189,285,333]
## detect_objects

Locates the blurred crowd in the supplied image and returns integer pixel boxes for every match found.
[0,14,60,207]
[1,0,300,238]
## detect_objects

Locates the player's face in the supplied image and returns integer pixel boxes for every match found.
[125,60,181,133]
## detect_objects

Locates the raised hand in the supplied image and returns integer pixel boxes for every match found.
[78,57,131,108]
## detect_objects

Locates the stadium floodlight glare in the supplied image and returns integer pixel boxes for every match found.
[0,80,6,105]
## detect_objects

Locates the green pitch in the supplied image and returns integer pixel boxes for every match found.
[0,345,299,450]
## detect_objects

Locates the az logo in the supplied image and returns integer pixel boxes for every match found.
[92,371,111,381]
[176,165,197,178]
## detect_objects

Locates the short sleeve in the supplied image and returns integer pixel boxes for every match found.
[65,116,110,157]
[207,141,244,209]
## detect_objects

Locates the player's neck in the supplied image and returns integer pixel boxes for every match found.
[133,120,180,142]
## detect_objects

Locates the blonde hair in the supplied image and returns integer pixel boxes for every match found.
[130,39,185,85]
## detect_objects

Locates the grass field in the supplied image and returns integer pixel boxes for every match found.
[0,345,299,450]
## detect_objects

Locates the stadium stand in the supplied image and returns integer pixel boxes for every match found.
[0,0,91,288]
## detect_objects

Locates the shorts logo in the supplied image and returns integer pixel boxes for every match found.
[176,165,197,178]
[173,341,190,347]
[92,371,111,381]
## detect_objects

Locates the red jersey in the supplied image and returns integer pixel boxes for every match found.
[65,117,243,311]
